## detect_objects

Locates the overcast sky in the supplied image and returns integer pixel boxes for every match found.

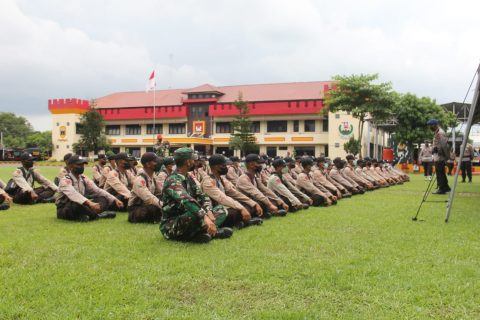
[1,0,479,131]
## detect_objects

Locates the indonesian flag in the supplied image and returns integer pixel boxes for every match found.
[146,70,156,92]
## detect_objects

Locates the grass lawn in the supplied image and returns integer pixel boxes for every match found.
[0,165,479,319]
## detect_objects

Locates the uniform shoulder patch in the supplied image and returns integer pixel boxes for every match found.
[140,179,146,187]
[113,172,118,177]
[65,179,71,185]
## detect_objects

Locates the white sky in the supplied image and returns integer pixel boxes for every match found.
[0,0,479,132]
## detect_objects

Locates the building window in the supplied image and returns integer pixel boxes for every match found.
[146,124,163,134]
[335,114,340,119]
[267,120,288,133]
[56,145,59,149]
[335,143,340,148]
[169,123,186,134]
[251,121,260,133]
[75,123,83,134]
[111,147,120,154]
[293,120,299,132]
[106,125,120,135]
[279,146,288,151]
[146,147,154,153]
[304,120,315,132]
[125,124,141,135]
[294,147,315,157]
[322,116,329,132]
[216,122,232,134]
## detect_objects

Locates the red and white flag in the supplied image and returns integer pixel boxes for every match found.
[146,70,156,92]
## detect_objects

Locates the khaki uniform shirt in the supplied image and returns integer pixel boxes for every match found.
[104,169,134,199]
[311,169,339,194]
[128,169,162,208]
[432,127,450,161]
[356,167,376,183]
[462,144,474,161]
[12,167,58,193]
[296,172,328,198]
[92,164,105,187]
[226,165,243,185]
[57,167,69,180]
[419,146,433,162]
[201,175,244,210]
[268,173,303,207]
[329,167,355,189]
[56,173,116,206]
[343,165,368,186]
[237,173,282,207]
[0,178,7,196]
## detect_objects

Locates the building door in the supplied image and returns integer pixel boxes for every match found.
[266,146,277,158]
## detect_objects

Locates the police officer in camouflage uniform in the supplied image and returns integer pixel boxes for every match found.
[160,148,233,243]
[56,155,123,222]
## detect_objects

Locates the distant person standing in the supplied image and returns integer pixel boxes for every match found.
[446,148,456,176]
[427,119,450,194]
[460,143,474,183]
[418,142,433,180]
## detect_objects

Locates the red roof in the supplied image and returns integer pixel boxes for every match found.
[95,81,331,109]
[182,83,223,94]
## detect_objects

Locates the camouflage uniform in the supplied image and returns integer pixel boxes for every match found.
[161,170,227,241]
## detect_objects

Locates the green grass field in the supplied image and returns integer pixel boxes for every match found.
[0,165,479,319]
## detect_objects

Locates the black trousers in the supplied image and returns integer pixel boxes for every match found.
[460,161,472,182]
[435,160,450,192]
[0,194,5,205]
[57,196,110,221]
[446,162,454,175]
[127,205,162,223]
[108,191,128,212]
[13,187,55,205]
[422,162,433,176]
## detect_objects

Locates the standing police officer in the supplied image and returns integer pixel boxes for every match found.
[428,119,451,194]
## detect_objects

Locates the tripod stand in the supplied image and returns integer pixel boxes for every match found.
[412,173,447,221]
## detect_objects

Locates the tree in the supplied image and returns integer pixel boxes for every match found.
[343,136,361,156]
[26,131,53,156]
[392,93,457,157]
[324,74,396,157]
[229,95,258,156]
[0,112,34,148]
[76,101,110,153]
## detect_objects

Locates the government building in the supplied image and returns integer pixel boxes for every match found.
[49,81,389,160]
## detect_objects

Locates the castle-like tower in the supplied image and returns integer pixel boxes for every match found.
[48,98,90,160]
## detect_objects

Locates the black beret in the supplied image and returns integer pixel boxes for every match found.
[316,156,326,163]
[97,154,106,160]
[115,152,130,161]
[283,157,294,163]
[140,152,158,165]
[67,154,88,165]
[63,153,73,161]
[272,159,286,168]
[162,157,175,166]
[229,156,240,162]
[301,157,314,167]
[209,154,227,166]
[245,154,265,163]
[333,157,343,163]
[20,153,34,161]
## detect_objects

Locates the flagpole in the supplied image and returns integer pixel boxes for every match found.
[152,70,156,143]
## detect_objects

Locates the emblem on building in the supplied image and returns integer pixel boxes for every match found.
[338,121,353,139]
[192,121,206,135]
[59,126,67,139]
